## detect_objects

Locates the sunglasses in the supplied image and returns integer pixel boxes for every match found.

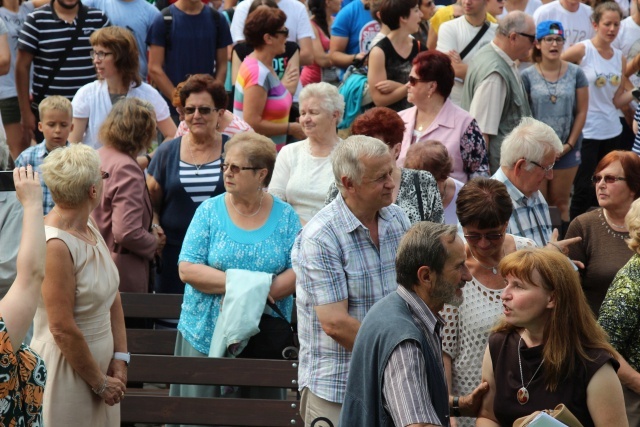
[272,27,289,37]
[516,32,536,43]
[220,163,262,173]
[408,75,430,86]
[464,233,504,242]
[184,106,219,115]
[591,174,626,184]
[101,171,110,179]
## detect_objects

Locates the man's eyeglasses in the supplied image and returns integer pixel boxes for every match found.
[272,27,289,37]
[101,171,110,179]
[408,76,430,86]
[90,50,113,60]
[221,163,262,173]
[592,174,626,184]
[527,159,555,173]
[464,233,505,242]
[516,32,536,43]
[184,106,219,116]
[541,36,565,45]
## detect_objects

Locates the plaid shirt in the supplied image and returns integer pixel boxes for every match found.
[493,168,552,247]
[14,141,66,214]
[292,194,410,403]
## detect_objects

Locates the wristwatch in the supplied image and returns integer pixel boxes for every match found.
[113,352,131,366]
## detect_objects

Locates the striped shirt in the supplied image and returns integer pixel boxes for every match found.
[382,286,446,427]
[292,193,411,403]
[179,159,222,203]
[18,3,109,100]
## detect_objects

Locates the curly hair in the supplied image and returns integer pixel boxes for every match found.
[243,7,287,48]
[90,26,141,89]
[179,74,228,110]
[351,107,405,148]
[99,98,156,156]
[412,50,454,98]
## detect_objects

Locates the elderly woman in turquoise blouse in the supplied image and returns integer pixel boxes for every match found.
[599,197,640,427]
[170,132,301,410]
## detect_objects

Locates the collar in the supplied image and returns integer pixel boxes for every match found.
[333,192,393,233]
[493,167,530,205]
[38,140,69,159]
[490,41,518,68]
[397,285,444,337]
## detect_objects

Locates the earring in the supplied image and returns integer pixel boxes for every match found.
[216,122,220,130]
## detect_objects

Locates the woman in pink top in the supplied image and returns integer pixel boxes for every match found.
[397,50,489,183]
[300,0,341,86]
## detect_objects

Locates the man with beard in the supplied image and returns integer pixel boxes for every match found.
[340,222,489,427]
[16,0,108,144]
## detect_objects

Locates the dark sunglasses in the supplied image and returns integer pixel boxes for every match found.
[408,76,430,86]
[184,106,219,115]
[591,174,626,184]
[272,27,289,37]
[516,32,536,43]
[101,171,110,179]
[464,233,504,242]
[220,163,262,173]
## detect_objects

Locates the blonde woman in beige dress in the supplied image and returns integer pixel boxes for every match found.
[31,143,127,426]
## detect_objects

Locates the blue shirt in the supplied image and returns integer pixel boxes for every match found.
[177,193,301,354]
[292,194,411,403]
[14,141,68,214]
[331,0,380,57]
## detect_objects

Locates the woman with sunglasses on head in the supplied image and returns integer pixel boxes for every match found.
[69,26,176,152]
[234,6,306,150]
[441,177,536,427]
[562,1,635,220]
[397,50,489,183]
[146,74,230,298]
[565,150,640,317]
[172,132,300,412]
[521,21,588,237]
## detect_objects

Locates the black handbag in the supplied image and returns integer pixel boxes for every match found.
[238,301,298,360]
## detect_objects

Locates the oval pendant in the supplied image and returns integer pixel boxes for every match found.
[517,387,529,405]
[550,95,557,104]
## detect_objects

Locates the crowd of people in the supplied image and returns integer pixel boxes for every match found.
[1,0,640,425]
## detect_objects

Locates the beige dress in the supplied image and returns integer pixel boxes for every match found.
[30,223,120,426]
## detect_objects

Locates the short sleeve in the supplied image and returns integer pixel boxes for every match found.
[279,203,302,269]
[146,12,167,47]
[215,11,232,49]
[146,85,171,121]
[237,60,261,89]
[17,11,40,54]
[293,5,315,40]
[440,304,459,358]
[330,6,352,38]
[435,20,456,53]
[268,147,293,202]
[147,137,177,189]
[71,83,92,119]
[178,199,215,265]
[229,0,249,43]
[575,66,589,89]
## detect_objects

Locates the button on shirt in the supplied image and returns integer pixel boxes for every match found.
[292,193,411,403]
[493,168,552,247]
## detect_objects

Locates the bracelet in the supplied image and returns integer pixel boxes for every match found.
[452,396,461,417]
[145,153,152,165]
[151,223,161,230]
[92,375,108,396]
[565,142,574,150]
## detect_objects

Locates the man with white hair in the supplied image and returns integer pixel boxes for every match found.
[492,117,562,247]
[292,135,411,427]
[461,11,534,173]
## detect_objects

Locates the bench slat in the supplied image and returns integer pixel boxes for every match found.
[121,292,183,318]
[121,396,303,426]
[127,329,177,355]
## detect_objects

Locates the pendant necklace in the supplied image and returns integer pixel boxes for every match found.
[469,247,505,275]
[187,136,210,176]
[517,335,544,405]
[538,63,562,104]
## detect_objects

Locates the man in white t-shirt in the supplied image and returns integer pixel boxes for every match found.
[532,0,593,48]
[229,0,315,65]
[436,0,498,105]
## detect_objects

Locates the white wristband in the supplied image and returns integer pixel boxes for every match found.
[113,352,131,366]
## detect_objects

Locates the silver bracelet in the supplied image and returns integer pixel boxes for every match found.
[92,375,107,396]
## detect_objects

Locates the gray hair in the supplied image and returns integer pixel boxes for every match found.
[332,135,390,192]
[0,138,8,170]
[497,11,530,36]
[500,117,562,169]
[396,222,458,291]
[299,82,346,123]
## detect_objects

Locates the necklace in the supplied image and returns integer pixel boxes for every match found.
[469,246,505,275]
[538,63,562,104]
[603,209,626,229]
[517,336,544,405]
[52,207,96,244]
[186,136,212,176]
[228,192,264,218]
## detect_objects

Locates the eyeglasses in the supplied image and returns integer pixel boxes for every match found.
[464,233,505,242]
[591,174,626,184]
[408,75,430,86]
[541,36,565,45]
[516,32,536,43]
[527,159,555,173]
[272,27,289,37]
[101,171,110,179]
[90,50,113,60]
[220,163,263,173]
[184,106,219,115]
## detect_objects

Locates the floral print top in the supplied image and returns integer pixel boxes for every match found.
[0,316,46,426]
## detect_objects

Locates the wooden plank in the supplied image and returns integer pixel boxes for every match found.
[120,292,183,319]
[121,396,303,426]
[127,329,177,355]
[127,355,299,388]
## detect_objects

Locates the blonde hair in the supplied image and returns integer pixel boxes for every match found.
[223,132,277,186]
[494,248,615,391]
[41,143,101,208]
[38,95,73,119]
[626,198,640,254]
[99,97,156,156]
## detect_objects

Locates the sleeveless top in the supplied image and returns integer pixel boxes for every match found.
[300,21,331,86]
[489,330,618,427]
[373,37,421,112]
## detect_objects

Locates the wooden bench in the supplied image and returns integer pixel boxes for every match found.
[120,292,303,426]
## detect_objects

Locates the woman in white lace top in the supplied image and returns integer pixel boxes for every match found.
[441,178,536,427]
